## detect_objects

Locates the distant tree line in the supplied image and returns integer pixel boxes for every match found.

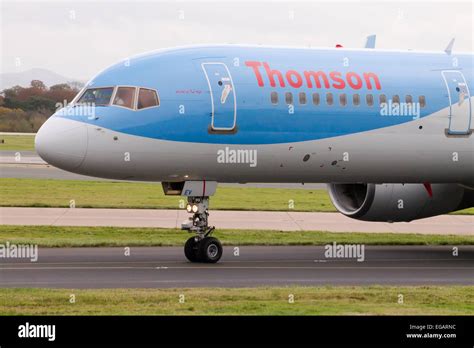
[0,80,81,132]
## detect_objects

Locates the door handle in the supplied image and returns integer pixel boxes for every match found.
[221,84,232,104]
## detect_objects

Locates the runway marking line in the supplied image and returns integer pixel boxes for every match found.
[1,266,473,270]
[0,258,471,266]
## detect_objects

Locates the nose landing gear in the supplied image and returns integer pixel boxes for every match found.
[181,196,223,263]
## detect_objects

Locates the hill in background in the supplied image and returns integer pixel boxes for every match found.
[0,68,85,90]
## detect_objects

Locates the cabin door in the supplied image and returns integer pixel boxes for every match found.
[442,71,472,135]
[202,62,237,132]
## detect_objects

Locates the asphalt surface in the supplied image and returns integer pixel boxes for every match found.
[0,246,472,288]
[0,163,136,181]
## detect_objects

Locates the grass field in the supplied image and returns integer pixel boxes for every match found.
[0,225,472,247]
[0,286,472,315]
[0,178,335,211]
[1,178,473,214]
[0,134,35,151]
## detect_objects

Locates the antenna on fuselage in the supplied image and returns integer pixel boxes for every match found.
[444,38,455,55]
[364,34,376,49]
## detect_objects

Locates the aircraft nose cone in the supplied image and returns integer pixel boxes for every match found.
[35,117,88,171]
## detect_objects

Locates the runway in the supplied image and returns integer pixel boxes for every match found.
[0,246,472,288]
[1,207,473,235]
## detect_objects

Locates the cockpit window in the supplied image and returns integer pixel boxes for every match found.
[113,87,136,109]
[137,88,160,109]
[76,87,114,106]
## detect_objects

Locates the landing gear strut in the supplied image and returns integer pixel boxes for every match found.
[181,196,223,263]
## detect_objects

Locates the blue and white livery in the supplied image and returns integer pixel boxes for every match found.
[36,43,474,262]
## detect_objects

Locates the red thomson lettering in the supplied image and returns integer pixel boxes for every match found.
[263,62,286,87]
[363,72,381,90]
[304,71,330,89]
[244,61,381,90]
[346,72,363,89]
[245,61,264,87]
[286,70,303,88]
[329,71,345,89]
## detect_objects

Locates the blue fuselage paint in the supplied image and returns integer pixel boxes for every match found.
[57,45,473,145]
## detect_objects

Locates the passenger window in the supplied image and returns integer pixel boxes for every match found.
[366,94,374,106]
[138,88,159,109]
[271,91,278,105]
[405,95,413,104]
[379,94,387,105]
[326,92,333,106]
[312,93,320,105]
[339,94,347,106]
[113,87,136,109]
[285,92,293,105]
[353,94,360,106]
[419,95,426,108]
[392,95,400,105]
[299,92,307,105]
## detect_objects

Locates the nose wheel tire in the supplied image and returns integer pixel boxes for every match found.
[184,237,200,262]
[184,236,223,263]
[197,237,223,263]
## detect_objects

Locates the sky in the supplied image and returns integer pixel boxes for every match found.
[1,0,472,81]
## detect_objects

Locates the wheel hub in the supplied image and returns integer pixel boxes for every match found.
[207,244,218,258]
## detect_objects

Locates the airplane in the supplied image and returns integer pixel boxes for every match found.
[35,38,474,263]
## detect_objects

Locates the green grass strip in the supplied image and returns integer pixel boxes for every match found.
[0,286,472,315]
[1,178,473,214]
[0,225,472,247]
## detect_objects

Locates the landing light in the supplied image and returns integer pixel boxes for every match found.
[192,204,199,213]
[186,204,192,213]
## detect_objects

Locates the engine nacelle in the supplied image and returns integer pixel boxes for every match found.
[328,183,474,222]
